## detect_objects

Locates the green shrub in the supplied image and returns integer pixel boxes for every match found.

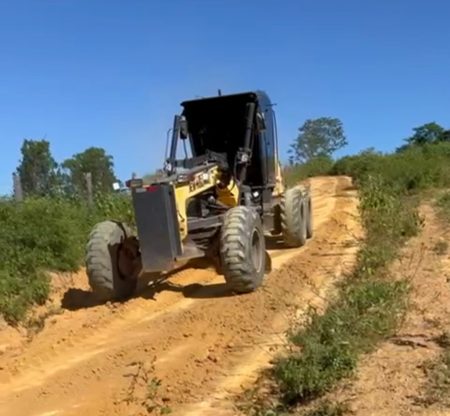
[275,279,407,402]
[0,193,133,324]
[356,175,420,275]
[284,156,334,187]
[274,157,419,405]
[333,142,450,191]
[94,192,135,226]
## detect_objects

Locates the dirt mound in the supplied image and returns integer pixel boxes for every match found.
[0,176,361,416]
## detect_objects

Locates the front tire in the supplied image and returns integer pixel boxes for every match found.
[86,221,139,301]
[220,206,266,293]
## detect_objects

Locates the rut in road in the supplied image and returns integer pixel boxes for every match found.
[0,176,362,416]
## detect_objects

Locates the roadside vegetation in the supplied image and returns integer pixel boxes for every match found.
[244,124,450,415]
[0,139,133,324]
[1,119,450,333]
[272,172,417,410]
[0,194,132,324]
[419,333,450,407]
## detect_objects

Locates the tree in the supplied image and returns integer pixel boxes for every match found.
[16,139,59,197]
[289,117,347,163]
[439,129,450,142]
[62,147,117,196]
[405,122,445,146]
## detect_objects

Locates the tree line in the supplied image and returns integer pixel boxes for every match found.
[15,139,117,198]
[14,119,450,198]
[289,118,450,164]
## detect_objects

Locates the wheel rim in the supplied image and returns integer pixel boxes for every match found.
[251,229,263,273]
[118,237,141,280]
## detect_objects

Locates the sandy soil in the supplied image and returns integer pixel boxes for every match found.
[0,176,361,416]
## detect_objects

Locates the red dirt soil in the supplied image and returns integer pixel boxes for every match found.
[0,176,361,416]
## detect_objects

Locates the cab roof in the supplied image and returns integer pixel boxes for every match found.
[181,91,271,108]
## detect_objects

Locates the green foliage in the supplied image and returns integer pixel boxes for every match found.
[331,148,384,182]
[269,141,450,411]
[274,147,425,406]
[356,175,420,274]
[62,147,117,196]
[15,140,120,200]
[404,122,447,147]
[284,156,334,187]
[0,193,133,324]
[332,142,450,191]
[16,139,60,197]
[275,279,408,403]
[2,139,128,323]
[94,192,135,226]
[289,118,347,163]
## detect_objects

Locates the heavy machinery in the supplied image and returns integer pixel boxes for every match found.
[85,91,313,300]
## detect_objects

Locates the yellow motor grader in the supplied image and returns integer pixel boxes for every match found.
[86,91,312,299]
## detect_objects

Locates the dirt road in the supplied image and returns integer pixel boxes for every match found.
[0,176,361,416]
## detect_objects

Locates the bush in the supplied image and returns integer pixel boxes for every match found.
[0,193,133,324]
[284,156,334,187]
[274,150,422,405]
[275,271,408,403]
[94,192,134,226]
[332,142,450,191]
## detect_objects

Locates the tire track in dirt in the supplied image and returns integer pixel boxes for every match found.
[0,176,361,416]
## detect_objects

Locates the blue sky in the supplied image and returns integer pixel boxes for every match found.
[1,0,449,193]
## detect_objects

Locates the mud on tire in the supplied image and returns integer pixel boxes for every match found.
[220,206,266,293]
[86,221,138,301]
[281,187,307,247]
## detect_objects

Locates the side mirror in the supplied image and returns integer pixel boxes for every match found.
[180,117,189,139]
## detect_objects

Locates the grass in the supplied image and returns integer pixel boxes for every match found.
[420,337,450,407]
[274,172,418,405]
[0,193,132,324]
[275,278,408,403]
[242,145,445,415]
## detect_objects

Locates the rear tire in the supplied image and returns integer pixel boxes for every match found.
[220,206,266,293]
[281,188,307,247]
[306,194,313,239]
[86,221,138,301]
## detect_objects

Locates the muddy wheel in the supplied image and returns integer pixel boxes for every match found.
[281,187,307,247]
[86,221,141,301]
[220,206,266,293]
[306,194,313,239]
